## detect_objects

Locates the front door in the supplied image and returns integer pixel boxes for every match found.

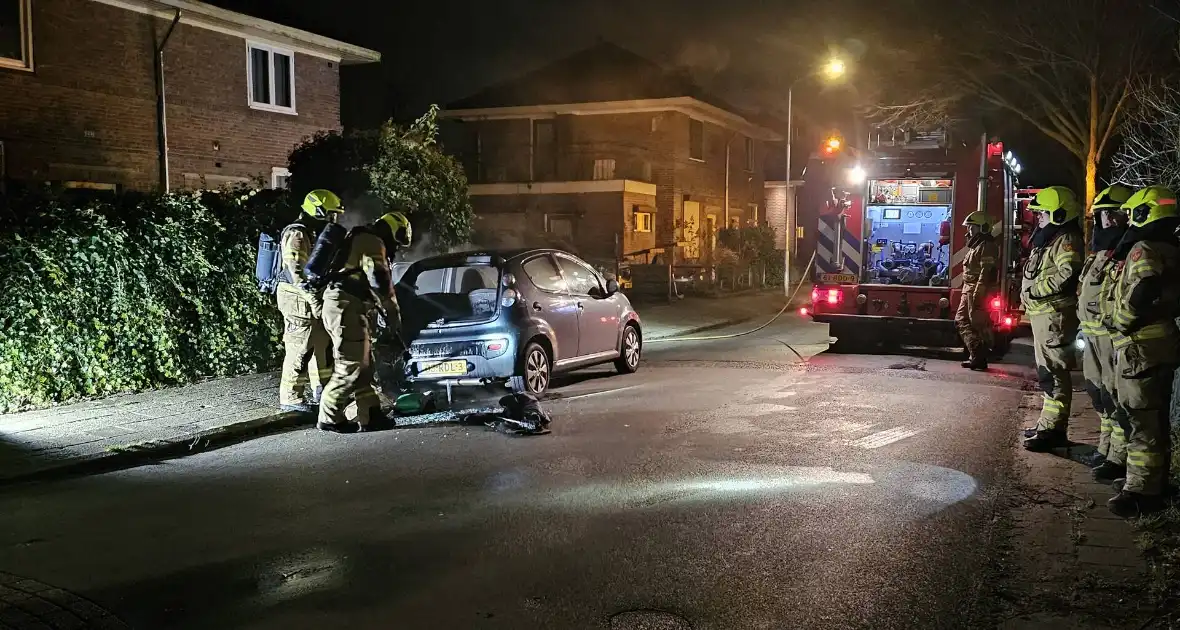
[555,254,623,357]
[519,254,580,361]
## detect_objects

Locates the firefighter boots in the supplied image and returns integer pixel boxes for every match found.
[316,420,359,434]
[1023,429,1068,452]
[1091,461,1127,482]
[1108,490,1168,518]
[960,357,989,371]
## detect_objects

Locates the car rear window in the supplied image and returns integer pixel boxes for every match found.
[414,265,499,295]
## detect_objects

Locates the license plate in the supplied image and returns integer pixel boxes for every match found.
[419,359,468,377]
[819,273,857,284]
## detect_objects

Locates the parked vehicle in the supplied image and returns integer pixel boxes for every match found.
[395,248,643,396]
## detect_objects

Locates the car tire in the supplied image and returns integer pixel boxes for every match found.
[512,342,551,395]
[615,324,641,374]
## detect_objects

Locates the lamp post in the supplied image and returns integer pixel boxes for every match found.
[784,56,847,296]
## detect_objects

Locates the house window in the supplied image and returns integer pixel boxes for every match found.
[532,119,556,181]
[270,167,290,189]
[688,118,704,161]
[247,43,295,114]
[545,214,573,241]
[593,158,616,180]
[744,137,754,172]
[0,0,33,71]
[633,210,653,233]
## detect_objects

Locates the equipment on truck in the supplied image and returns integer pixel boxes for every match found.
[799,130,1027,355]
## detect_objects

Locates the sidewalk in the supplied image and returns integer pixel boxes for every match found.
[0,292,800,486]
[1002,391,1154,629]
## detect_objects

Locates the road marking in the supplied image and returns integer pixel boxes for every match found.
[725,403,799,416]
[763,391,798,398]
[561,385,644,401]
[849,426,923,449]
[836,422,875,434]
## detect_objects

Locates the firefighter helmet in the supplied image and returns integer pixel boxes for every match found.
[301,189,345,220]
[1028,186,1081,225]
[1092,184,1133,211]
[962,210,992,232]
[377,212,412,247]
[1121,186,1178,228]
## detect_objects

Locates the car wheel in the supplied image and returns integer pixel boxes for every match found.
[614,324,641,374]
[512,342,551,395]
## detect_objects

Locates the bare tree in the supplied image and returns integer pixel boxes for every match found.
[865,0,1177,214]
[1111,80,1180,190]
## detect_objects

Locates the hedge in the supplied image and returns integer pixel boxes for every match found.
[0,188,289,412]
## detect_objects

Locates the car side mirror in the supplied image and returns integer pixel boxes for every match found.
[605,278,620,295]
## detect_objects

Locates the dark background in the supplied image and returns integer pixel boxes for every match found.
[209,0,1081,188]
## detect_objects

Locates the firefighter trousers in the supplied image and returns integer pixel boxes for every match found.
[318,287,379,428]
[276,284,330,406]
[1031,310,1078,433]
[1081,332,1124,464]
[1115,363,1175,496]
[954,284,992,359]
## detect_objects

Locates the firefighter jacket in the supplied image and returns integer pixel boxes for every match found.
[1021,229,1085,316]
[330,228,400,330]
[961,236,999,302]
[277,220,321,305]
[1101,240,1180,373]
[1078,250,1117,338]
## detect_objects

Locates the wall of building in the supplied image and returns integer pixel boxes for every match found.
[0,0,342,192]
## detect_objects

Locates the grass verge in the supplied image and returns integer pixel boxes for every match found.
[1132,426,1180,628]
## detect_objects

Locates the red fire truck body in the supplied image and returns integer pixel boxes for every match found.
[801,134,1024,354]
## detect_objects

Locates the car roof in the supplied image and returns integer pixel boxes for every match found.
[404,248,573,267]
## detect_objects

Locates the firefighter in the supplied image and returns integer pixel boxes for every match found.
[1080,184,1132,481]
[956,210,999,370]
[276,189,343,413]
[317,212,412,433]
[1022,186,1086,452]
[1101,185,1180,517]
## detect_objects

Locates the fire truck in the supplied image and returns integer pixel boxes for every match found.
[799,130,1027,356]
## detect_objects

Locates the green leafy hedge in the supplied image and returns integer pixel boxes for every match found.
[0,188,289,412]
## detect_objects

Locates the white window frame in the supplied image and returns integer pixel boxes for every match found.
[633,211,653,233]
[1,0,33,71]
[246,42,296,115]
[270,166,291,189]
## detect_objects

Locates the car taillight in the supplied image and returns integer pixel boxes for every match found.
[484,339,509,359]
[501,288,518,308]
[990,296,1003,311]
[826,289,842,305]
[811,288,820,303]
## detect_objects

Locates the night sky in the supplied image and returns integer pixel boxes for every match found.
[211,0,1077,188]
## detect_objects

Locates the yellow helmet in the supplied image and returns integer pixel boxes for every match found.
[301,189,344,220]
[377,212,412,247]
[1092,184,1133,212]
[962,210,992,231]
[1121,185,1178,228]
[1028,186,1081,225]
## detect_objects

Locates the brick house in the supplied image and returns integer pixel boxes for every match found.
[0,0,379,193]
[440,43,782,266]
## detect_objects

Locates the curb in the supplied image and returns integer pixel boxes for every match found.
[646,316,756,341]
[0,410,309,489]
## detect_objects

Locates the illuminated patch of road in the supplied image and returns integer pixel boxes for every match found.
[849,426,924,449]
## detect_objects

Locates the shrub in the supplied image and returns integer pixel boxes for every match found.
[0,188,289,412]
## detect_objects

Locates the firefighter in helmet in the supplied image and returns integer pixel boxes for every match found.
[317,211,412,433]
[276,189,344,413]
[1022,186,1086,452]
[1079,184,1133,482]
[956,210,1000,370]
[1100,185,1180,517]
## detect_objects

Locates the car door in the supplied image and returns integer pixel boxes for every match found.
[554,254,623,357]
[518,254,580,361]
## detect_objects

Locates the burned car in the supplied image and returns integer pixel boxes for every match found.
[394,249,643,396]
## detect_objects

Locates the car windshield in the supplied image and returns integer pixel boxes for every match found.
[402,260,503,325]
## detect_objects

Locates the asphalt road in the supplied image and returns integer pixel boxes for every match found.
[0,314,1038,630]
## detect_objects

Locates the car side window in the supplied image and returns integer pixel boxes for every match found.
[521,255,566,293]
[555,256,603,296]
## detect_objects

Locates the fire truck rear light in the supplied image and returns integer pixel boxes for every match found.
[799,307,809,317]
[856,294,867,305]
[990,297,1003,311]
[1003,316,1014,327]
[811,288,820,303]
[826,289,841,305]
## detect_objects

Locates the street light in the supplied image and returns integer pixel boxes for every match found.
[784,56,848,296]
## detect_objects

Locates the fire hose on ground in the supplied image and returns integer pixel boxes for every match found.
[645,251,819,362]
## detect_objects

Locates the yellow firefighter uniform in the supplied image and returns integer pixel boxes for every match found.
[276,192,340,411]
[956,211,999,368]
[1021,187,1085,450]
[1101,186,1180,516]
[318,213,411,431]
